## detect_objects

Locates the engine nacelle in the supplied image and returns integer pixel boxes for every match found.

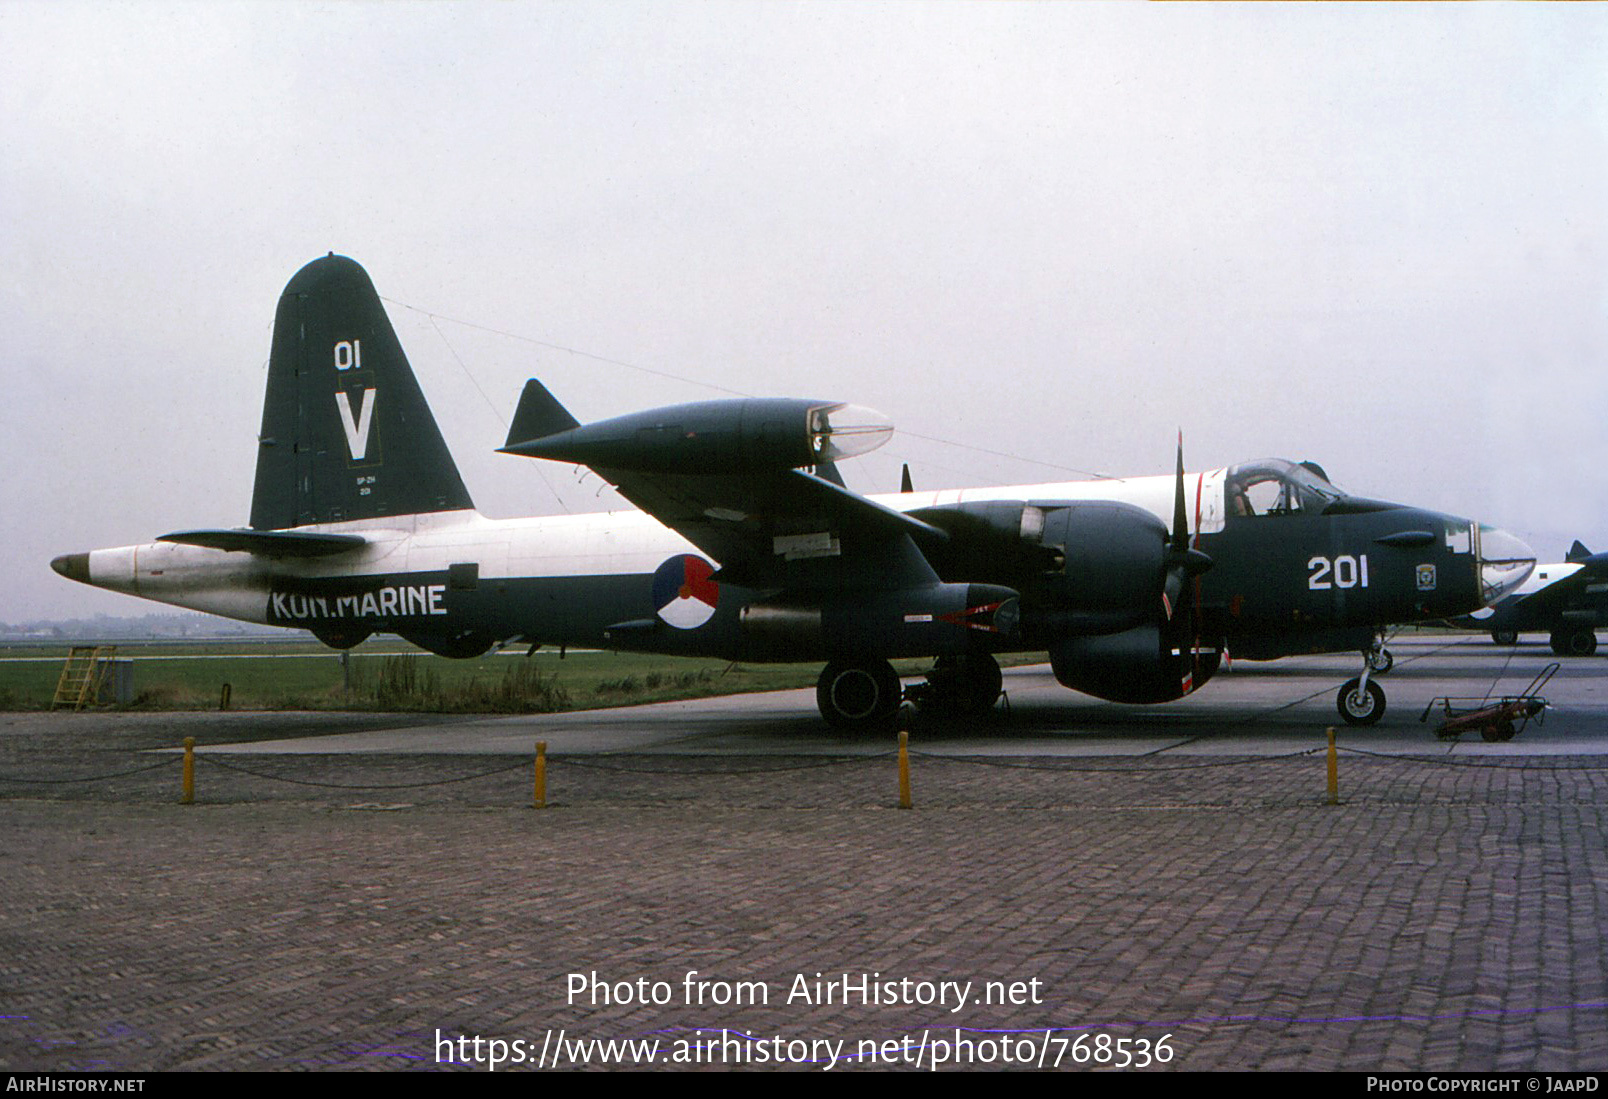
[908,501,1066,578]
[503,398,892,473]
[1048,626,1221,704]
[912,499,1190,643]
[1038,502,1170,612]
[911,499,1169,613]
[739,582,1019,661]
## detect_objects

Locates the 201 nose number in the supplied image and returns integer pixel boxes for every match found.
[1308,555,1370,590]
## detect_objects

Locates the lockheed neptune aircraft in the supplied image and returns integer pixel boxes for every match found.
[52,255,1537,727]
[1456,541,1608,655]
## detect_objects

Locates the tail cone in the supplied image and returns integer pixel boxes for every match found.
[51,553,90,584]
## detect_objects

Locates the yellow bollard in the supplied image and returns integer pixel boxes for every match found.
[1326,726,1338,806]
[534,741,547,810]
[898,731,912,810]
[181,737,195,805]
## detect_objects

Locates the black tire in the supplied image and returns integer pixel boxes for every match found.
[1551,630,1597,657]
[1336,677,1386,726]
[963,654,1005,714]
[817,660,902,730]
[1366,648,1394,675]
[922,653,1003,717]
[1491,629,1518,646]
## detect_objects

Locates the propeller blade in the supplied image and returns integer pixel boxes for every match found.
[1161,432,1213,694]
[1172,431,1188,552]
[1163,570,1184,621]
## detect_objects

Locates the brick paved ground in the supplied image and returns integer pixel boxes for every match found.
[2,713,1606,1071]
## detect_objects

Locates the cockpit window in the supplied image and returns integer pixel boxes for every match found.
[1226,459,1344,518]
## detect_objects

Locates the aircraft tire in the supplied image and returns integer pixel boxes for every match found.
[1336,678,1386,726]
[1551,630,1598,657]
[817,659,902,731]
[921,653,1003,717]
[1365,648,1394,675]
[1491,629,1519,646]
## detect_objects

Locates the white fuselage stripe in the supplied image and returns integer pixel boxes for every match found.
[82,470,1232,625]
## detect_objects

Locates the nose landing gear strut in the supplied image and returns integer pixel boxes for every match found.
[1337,636,1393,725]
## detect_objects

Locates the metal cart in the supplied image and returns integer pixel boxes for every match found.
[1419,662,1559,742]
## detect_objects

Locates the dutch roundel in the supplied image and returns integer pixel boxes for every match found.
[652,554,720,629]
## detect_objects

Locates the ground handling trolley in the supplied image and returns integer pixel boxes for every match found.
[1419,662,1559,742]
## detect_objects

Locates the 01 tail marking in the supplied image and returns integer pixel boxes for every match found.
[334,340,363,371]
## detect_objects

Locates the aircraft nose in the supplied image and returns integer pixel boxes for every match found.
[1476,524,1535,605]
[51,553,91,584]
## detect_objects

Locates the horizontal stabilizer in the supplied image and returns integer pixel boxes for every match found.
[159,529,367,557]
[504,379,580,450]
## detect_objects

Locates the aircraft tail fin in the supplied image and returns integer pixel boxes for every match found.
[503,379,580,449]
[1568,540,1592,563]
[250,255,474,530]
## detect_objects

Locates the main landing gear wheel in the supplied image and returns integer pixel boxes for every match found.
[816,659,902,731]
[1550,629,1598,657]
[918,653,1004,718]
[1491,628,1519,646]
[1336,677,1386,726]
[1365,647,1395,675]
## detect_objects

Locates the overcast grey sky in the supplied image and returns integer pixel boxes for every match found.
[4,2,1605,622]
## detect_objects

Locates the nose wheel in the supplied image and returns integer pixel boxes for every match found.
[1337,676,1387,725]
[1337,639,1391,725]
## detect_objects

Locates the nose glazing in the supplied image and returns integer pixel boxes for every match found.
[1476,524,1535,605]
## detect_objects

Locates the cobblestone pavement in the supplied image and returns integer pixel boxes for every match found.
[2,707,1606,1072]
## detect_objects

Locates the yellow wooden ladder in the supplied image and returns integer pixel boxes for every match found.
[51,646,116,711]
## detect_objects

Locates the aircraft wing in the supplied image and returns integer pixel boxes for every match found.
[596,465,947,588]
[501,380,946,589]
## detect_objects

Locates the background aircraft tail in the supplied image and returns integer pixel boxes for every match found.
[250,254,474,530]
